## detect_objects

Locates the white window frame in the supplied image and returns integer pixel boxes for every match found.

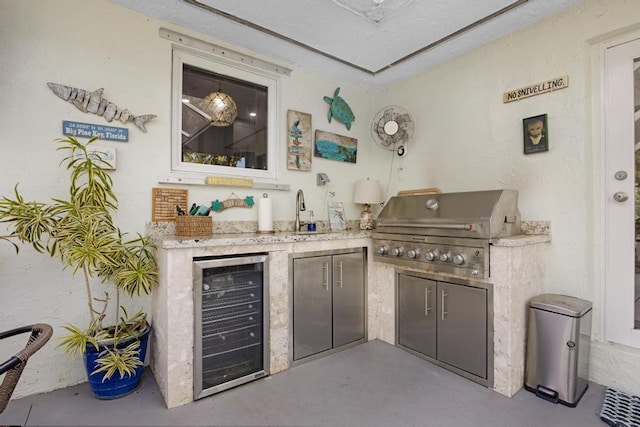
[171,48,280,181]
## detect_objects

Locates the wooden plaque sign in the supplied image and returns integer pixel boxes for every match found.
[503,75,569,103]
[152,187,188,222]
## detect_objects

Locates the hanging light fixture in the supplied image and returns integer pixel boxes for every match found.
[201,88,237,127]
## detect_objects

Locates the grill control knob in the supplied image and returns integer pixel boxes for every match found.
[407,249,419,259]
[439,253,450,262]
[452,254,465,265]
[425,251,438,261]
[391,247,404,257]
[376,246,388,255]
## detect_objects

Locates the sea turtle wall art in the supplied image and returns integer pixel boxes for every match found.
[323,87,355,130]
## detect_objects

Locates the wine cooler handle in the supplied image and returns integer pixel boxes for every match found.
[441,290,448,320]
[425,287,432,316]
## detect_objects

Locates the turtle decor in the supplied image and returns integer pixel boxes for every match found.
[323,87,355,130]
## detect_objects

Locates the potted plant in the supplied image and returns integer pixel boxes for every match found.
[0,136,158,399]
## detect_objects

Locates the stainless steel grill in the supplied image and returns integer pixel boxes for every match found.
[373,189,521,279]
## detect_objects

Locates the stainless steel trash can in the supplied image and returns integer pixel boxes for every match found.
[524,294,592,407]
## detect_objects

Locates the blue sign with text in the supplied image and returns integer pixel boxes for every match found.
[62,121,129,142]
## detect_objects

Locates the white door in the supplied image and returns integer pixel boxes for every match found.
[604,36,640,347]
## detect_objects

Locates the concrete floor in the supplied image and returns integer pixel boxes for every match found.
[0,340,607,427]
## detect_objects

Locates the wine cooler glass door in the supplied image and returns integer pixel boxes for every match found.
[193,254,269,399]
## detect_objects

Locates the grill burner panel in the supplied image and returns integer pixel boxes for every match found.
[374,234,489,278]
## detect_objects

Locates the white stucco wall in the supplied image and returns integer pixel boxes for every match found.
[2,0,640,400]
[376,0,640,395]
[0,0,384,398]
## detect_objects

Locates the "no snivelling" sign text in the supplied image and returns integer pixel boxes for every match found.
[503,75,569,103]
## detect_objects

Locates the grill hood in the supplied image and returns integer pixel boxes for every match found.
[375,189,521,239]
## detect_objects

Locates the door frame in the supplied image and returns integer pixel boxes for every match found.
[599,31,640,348]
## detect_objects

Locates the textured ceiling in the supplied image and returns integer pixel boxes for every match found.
[108,0,583,91]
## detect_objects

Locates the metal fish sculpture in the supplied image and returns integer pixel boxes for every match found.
[47,82,156,132]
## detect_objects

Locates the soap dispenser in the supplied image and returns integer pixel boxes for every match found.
[307,210,316,232]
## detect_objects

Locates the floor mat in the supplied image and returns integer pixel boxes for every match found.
[600,387,640,427]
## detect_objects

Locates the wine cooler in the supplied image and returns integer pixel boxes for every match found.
[193,254,269,400]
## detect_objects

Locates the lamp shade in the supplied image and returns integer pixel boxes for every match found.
[201,91,237,126]
[353,179,381,205]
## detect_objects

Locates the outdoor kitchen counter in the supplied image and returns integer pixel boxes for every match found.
[151,227,550,408]
[155,229,372,249]
[151,228,375,409]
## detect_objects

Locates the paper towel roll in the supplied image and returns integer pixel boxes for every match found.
[258,193,273,232]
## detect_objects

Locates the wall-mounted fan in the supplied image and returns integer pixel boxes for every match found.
[371,106,415,156]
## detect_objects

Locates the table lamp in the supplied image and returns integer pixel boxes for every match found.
[353,179,381,230]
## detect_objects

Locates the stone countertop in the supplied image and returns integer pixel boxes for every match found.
[154,229,373,249]
[491,234,551,247]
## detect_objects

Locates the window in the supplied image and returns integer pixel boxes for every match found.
[172,49,279,180]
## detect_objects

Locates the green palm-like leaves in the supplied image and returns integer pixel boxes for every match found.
[91,341,143,381]
[0,136,158,378]
[0,186,59,253]
[58,323,100,360]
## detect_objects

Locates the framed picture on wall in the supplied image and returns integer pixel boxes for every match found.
[523,114,549,154]
[314,130,358,164]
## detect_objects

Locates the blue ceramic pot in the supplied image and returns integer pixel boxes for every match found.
[83,324,151,399]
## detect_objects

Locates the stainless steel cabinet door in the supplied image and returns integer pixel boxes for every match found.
[332,252,365,348]
[397,274,437,359]
[293,256,332,360]
[437,281,487,378]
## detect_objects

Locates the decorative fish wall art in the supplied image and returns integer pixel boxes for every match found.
[47,82,156,132]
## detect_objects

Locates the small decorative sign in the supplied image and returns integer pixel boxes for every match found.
[211,194,255,212]
[73,145,117,170]
[63,120,129,142]
[503,75,569,103]
[287,109,312,171]
[205,176,253,187]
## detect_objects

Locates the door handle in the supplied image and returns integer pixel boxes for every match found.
[441,290,448,320]
[322,263,329,290]
[425,287,432,316]
[614,191,629,202]
[337,261,343,288]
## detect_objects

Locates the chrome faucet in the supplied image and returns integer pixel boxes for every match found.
[295,189,306,231]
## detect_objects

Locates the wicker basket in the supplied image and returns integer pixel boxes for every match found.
[175,216,213,237]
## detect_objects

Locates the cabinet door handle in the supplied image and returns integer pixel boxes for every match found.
[425,288,432,316]
[441,290,448,320]
[322,263,329,290]
[337,261,343,288]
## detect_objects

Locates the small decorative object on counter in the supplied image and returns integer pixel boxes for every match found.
[323,87,355,130]
[191,205,211,216]
[328,202,347,231]
[307,210,316,232]
[175,215,213,236]
[353,178,381,230]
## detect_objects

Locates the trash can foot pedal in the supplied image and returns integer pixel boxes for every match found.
[535,385,559,404]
